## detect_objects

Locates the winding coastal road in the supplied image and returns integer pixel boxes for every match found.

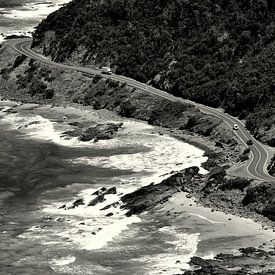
[5,38,275,182]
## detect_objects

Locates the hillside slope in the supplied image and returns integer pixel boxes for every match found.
[32,0,275,145]
[0,45,242,170]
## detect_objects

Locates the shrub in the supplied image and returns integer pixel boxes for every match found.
[243,148,251,155]
[219,177,251,191]
[44,89,55,99]
[92,74,103,84]
[13,55,27,68]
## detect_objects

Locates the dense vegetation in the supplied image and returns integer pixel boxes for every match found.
[32,0,275,145]
[14,58,56,99]
[268,154,275,176]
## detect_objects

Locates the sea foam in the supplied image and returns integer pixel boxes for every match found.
[7,105,208,270]
[3,0,71,20]
[1,112,92,147]
[22,184,141,251]
[140,227,200,274]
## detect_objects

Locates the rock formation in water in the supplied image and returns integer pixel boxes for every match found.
[62,122,123,142]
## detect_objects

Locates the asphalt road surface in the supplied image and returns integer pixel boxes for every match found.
[6,38,275,182]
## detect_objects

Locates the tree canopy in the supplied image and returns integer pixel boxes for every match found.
[32,0,275,145]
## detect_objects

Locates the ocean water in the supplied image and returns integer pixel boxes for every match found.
[0,0,71,42]
[0,101,209,274]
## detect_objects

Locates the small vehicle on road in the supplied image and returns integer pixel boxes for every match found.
[246,139,253,145]
[101,66,112,75]
[233,124,239,130]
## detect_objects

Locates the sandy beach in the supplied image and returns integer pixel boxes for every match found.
[158,192,275,255]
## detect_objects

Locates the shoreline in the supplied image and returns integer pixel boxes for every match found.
[6,99,272,227]
[0,91,274,228]
[0,46,274,273]
[0,95,228,172]
[0,99,274,274]
[161,192,274,251]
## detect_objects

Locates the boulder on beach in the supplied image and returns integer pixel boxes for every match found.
[61,122,123,142]
[3,108,17,114]
[104,187,117,195]
[67,198,85,209]
[79,122,123,142]
[92,186,117,197]
[18,120,41,129]
[92,187,107,196]
[88,194,105,206]
[121,166,200,216]
[100,204,111,211]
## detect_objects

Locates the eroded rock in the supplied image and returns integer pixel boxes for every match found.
[67,198,85,209]
[79,123,123,142]
[121,166,200,216]
[104,187,117,195]
[88,194,105,206]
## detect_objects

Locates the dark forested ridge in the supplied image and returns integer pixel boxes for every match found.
[32,0,275,145]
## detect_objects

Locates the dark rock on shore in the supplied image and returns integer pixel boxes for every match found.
[18,120,41,129]
[71,198,84,208]
[185,247,275,275]
[88,194,105,206]
[97,187,117,196]
[65,198,84,209]
[59,186,118,211]
[92,187,107,196]
[120,164,275,225]
[3,108,17,114]
[79,123,123,142]
[89,187,117,207]
[121,166,201,216]
[100,205,111,211]
[104,187,117,195]
[62,123,123,142]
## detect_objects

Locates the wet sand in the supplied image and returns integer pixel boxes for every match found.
[157,192,275,257]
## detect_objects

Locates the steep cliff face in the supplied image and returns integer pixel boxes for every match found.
[31,0,275,145]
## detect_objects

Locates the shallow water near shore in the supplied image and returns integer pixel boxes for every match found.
[0,101,274,274]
